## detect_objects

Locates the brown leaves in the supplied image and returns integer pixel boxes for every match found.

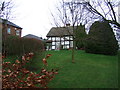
[42,58,48,66]
[7,69,11,73]
[23,52,34,60]
[2,53,58,89]
[42,54,52,66]
[46,54,52,59]
[15,60,20,64]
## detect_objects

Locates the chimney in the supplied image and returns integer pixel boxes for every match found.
[66,23,70,27]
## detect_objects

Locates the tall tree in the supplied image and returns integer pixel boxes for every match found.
[82,0,120,30]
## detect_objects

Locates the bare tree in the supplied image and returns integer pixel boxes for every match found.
[0,0,16,57]
[51,0,87,63]
[0,0,15,20]
[50,0,120,62]
[82,0,120,30]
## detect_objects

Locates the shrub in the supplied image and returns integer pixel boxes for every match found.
[85,21,119,55]
[22,38,44,54]
[4,36,23,56]
[2,53,58,88]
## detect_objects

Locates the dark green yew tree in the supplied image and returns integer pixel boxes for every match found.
[85,21,119,55]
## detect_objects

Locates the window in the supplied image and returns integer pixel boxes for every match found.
[65,36,69,39]
[7,28,11,34]
[52,37,55,41]
[70,41,73,47]
[52,46,55,49]
[70,36,73,40]
[56,37,60,41]
[16,30,20,36]
[65,41,69,44]
[52,42,55,45]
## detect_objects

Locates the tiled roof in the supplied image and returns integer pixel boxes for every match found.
[2,19,22,29]
[23,34,43,41]
[46,26,76,37]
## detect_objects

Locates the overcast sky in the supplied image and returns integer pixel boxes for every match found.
[6,0,120,38]
[10,0,58,38]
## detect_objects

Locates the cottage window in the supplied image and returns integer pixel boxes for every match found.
[52,42,55,45]
[66,45,69,49]
[56,37,60,41]
[52,46,55,49]
[70,36,73,40]
[16,30,20,36]
[52,37,55,41]
[70,41,73,47]
[7,28,11,34]
[65,41,69,44]
[61,37,64,40]
[65,36,69,39]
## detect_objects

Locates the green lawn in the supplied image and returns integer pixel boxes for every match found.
[4,50,118,88]
[43,50,118,88]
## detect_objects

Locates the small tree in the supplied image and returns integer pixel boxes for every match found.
[51,0,87,63]
[85,21,119,55]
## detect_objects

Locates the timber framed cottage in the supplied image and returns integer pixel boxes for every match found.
[46,26,74,50]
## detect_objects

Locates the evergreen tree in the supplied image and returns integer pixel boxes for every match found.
[85,21,118,55]
[75,24,87,49]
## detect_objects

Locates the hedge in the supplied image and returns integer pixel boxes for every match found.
[4,35,44,56]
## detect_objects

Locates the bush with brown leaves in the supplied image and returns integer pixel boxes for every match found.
[2,53,58,89]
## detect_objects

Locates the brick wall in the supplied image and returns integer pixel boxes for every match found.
[2,24,22,38]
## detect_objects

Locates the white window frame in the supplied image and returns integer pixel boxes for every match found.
[16,30,20,36]
[7,28,11,34]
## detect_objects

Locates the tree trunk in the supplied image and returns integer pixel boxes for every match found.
[2,20,7,57]
[72,26,76,63]
[72,39,75,63]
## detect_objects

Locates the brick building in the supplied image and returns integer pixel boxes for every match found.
[2,19,22,38]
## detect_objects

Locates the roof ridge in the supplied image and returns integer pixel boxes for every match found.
[2,19,22,29]
[46,26,74,37]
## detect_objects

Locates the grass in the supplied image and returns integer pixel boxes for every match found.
[4,50,118,88]
[44,50,118,88]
